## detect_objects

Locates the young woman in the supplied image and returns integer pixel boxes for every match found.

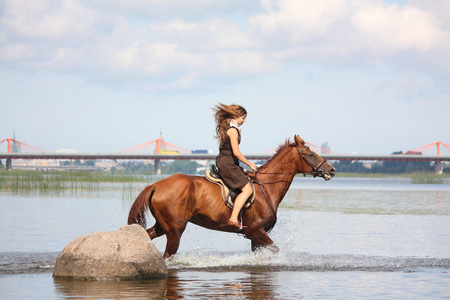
[213,103,258,229]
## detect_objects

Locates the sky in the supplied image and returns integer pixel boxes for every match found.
[1,0,449,156]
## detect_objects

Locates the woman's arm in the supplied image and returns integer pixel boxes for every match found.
[228,128,257,172]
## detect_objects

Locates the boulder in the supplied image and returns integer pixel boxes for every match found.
[53,224,167,281]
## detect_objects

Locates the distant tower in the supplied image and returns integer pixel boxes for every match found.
[321,141,330,155]
[11,131,19,153]
[155,129,166,154]
[154,129,165,175]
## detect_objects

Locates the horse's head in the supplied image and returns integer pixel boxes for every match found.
[293,135,336,181]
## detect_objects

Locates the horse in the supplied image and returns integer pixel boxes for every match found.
[128,135,335,259]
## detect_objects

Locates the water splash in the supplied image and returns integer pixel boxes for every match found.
[166,249,450,272]
[1,250,448,276]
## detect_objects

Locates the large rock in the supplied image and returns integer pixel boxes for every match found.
[53,224,167,281]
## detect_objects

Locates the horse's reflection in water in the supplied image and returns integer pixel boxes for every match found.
[165,270,281,299]
[128,135,335,259]
[54,270,281,299]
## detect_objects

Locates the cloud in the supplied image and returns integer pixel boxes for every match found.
[0,0,449,91]
[0,43,35,61]
[249,0,450,70]
[88,0,260,21]
[352,1,443,54]
[249,0,352,44]
[2,0,102,40]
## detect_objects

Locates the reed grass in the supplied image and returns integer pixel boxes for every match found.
[0,170,161,192]
[1,170,447,193]
[334,172,449,183]
[407,172,445,184]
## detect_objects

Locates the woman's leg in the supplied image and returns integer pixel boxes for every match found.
[229,182,252,222]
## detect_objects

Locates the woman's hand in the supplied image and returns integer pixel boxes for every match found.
[248,162,258,172]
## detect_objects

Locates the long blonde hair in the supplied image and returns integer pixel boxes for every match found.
[213,103,247,146]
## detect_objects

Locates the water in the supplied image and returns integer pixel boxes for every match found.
[1,177,449,299]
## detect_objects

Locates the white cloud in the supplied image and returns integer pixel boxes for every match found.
[0,0,449,91]
[2,0,101,40]
[352,1,443,54]
[249,0,352,43]
[248,0,450,69]
[89,0,260,21]
[215,51,279,75]
[111,40,202,76]
[410,0,450,24]
[199,19,259,51]
[0,43,35,61]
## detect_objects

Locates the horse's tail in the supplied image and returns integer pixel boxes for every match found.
[127,185,156,228]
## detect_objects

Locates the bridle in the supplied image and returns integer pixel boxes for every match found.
[255,144,327,179]
[252,144,329,226]
[297,146,328,178]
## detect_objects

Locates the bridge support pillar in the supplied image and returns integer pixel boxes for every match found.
[154,159,161,175]
[434,161,443,174]
[6,159,12,170]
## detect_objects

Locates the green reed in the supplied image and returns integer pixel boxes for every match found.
[3,170,446,193]
[407,172,445,184]
[0,170,159,192]
[334,172,448,184]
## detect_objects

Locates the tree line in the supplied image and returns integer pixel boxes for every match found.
[332,151,448,174]
[3,156,444,174]
[116,155,448,175]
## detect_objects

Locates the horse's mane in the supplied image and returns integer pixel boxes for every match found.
[261,139,294,168]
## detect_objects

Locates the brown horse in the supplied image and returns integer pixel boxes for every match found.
[128,135,335,258]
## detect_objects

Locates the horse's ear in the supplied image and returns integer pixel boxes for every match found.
[294,135,305,146]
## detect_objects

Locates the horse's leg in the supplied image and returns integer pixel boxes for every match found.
[251,240,263,252]
[247,229,279,253]
[163,224,187,259]
[146,222,164,239]
[152,207,191,259]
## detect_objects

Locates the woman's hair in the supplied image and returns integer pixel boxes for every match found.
[213,103,247,145]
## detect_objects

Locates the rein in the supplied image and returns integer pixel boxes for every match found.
[254,170,293,184]
[253,171,279,231]
[252,144,329,226]
[253,171,291,215]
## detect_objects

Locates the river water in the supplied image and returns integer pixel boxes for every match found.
[0,177,449,299]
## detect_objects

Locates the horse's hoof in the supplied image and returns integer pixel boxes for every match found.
[227,220,247,229]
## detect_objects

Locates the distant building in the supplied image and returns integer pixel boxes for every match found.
[192,150,208,154]
[321,141,331,155]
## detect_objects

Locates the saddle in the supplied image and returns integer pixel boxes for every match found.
[205,165,256,210]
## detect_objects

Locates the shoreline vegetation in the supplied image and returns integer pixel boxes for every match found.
[0,170,164,192]
[321,172,447,184]
[0,170,448,192]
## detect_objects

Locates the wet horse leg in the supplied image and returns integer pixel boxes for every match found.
[151,199,190,258]
[163,227,186,259]
[248,229,279,253]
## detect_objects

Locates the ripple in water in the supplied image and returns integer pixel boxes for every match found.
[0,252,58,275]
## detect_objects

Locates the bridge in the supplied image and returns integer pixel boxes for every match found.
[1,135,449,173]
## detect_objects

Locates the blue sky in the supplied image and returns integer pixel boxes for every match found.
[1,0,449,155]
